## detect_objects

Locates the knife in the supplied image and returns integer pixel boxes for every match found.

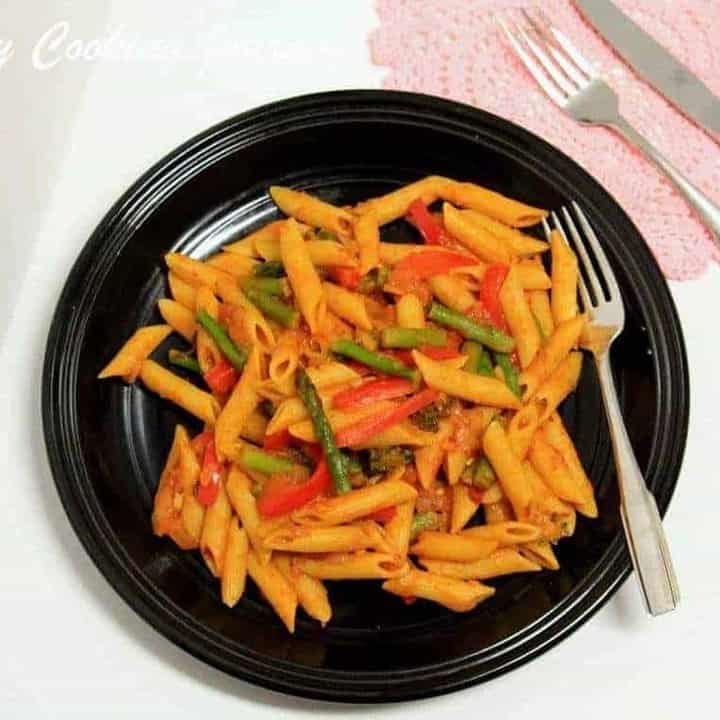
[573,0,720,136]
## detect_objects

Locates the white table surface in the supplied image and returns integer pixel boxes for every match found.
[2,1,718,717]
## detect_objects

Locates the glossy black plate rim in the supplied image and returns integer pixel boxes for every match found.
[42,90,689,702]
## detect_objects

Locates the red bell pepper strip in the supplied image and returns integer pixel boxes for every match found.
[335,389,439,447]
[204,358,238,395]
[367,506,397,523]
[332,378,415,411]
[191,430,213,462]
[197,437,222,506]
[263,428,292,451]
[388,349,415,367]
[420,346,463,361]
[479,263,510,331]
[256,459,332,517]
[344,360,374,377]
[407,198,444,245]
[392,249,477,281]
[327,266,361,290]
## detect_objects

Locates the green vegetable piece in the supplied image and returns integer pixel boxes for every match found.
[297,368,351,494]
[428,301,515,353]
[244,286,299,328]
[494,352,522,398]
[196,310,248,370]
[358,266,390,294]
[367,446,413,475]
[409,404,440,432]
[410,511,439,540]
[242,276,285,296]
[316,229,339,242]
[254,261,285,278]
[472,457,496,489]
[380,326,447,349]
[168,349,201,374]
[330,338,419,381]
[461,341,494,376]
[241,447,295,475]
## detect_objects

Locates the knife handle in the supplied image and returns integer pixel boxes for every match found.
[610,115,720,247]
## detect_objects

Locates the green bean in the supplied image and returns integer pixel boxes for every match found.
[297,368,351,494]
[531,310,546,342]
[241,276,285,296]
[462,341,494,376]
[167,349,201,374]
[380,326,447,349]
[410,511,439,540]
[494,352,522,398]
[196,310,248,370]
[472,457,496,489]
[241,447,295,475]
[428,301,515,353]
[253,261,285,278]
[244,286,299,328]
[330,338,419,381]
[358,266,390,294]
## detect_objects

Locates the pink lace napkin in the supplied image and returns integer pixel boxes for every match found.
[370,0,720,280]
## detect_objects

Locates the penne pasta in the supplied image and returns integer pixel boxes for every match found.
[550,229,579,325]
[225,464,271,564]
[528,288,554,339]
[450,484,482,533]
[206,251,257,279]
[414,420,453,489]
[247,550,298,632]
[221,519,248,607]
[168,272,197,310]
[460,211,550,255]
[410,531,499,562]
[354,176,443,225]
[515,261,552,290]
[507,400,543,459]
[523,461,577,541]
[534,351,583,423]
[323,281,373,331]
[484,498,514,524]
[274,554,332,626]
[382,568,495,612]
[263,521,389,554]
[98,325,172,382]
[384,500,415,557]
[294,552,409,580]
[462,521,541,545]
[199,479,232,577]
[396,293,426,328]
[442,203,512,264]
[528,432,587,506]
[158,299,196,343]
[420,548,542,580]
[428,273,476,313]
[499,265,541,369]
[354,210,380,274]
[164,253,235,294]
[518,541,559,571]
[270,186,354,240]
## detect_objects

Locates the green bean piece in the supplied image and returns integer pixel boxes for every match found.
[253,260,285,278]
[241,276,285,296]
[167,349,201,374]
[244,286,299,328]
[241,447,295,475]
[410,511,440,540]
[428,301,515,353]
[357,266,390,294]
[316,229,339,242]
[196,310,248,370]
[531,310,546,342]
[330,338,419,381]
[472,457,496,490]
[494,352,522,398]
[380,326,447,349]
[342,452,363,476]
[462,341,494,376]
[297,368,351,494]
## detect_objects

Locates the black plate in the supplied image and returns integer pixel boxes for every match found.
[42,91,688,702]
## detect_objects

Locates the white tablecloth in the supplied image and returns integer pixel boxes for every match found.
[2,2,717,717]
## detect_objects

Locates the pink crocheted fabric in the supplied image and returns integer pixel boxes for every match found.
[370,0,720,280]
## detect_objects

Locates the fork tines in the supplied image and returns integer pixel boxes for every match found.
[498,8,596,107]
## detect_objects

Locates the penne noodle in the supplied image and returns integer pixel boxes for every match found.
[410,531,499,562]
[194,287,222,376]
[168,272,197,310]
[462,521,541,545]
[292,480,418,527]
[98,325,172,382]
[294,552,409,580]
[550,229,579,325]
[379,242,438,265]
[220,234,257,257]
[354,210,380,275]
[164,253,235,294]
[139,360,219,425]
[214,346,262,461]
[442,203,512,263]
[270,186,354,240]
[396,293,426,328]
[528,432,587,506]
[523,461,577,541]
[351,422,438,449]
[199,479,232,578]
[205,251,257,279]
[507,400,543,459]
[218,282,276,353]
[534,351,583,423]
[263,521,389,554]
[478,482,505,505]
[420,548,542,580]
[306,361,360,388]
[450,484,482,533]
[438,178,548,227]
[515,261,552,290]
[382,568,495,612]
[484,498,514,524]
[323,281,373,331]
[254,234,357,267]
[518,541,560,570]
[428,274,476,313]
[280,218,327,334]
[225,464,271,564]
[158,299,196,343]
[528,288,554,339]
[483,420,533,519]
[460,211,550,255]
[222,220,289,256]
[444,449,468,486]
[239,409,268,445]
[274,554,332,626]
[267,331,300,397]
[354,176,444,225]
[520,315,586,400]
[414,420,453,489]
[221,519,248,607]
[413,351,521,409]
[247,550,298,633]
[384,500,415,557]
[499,265,541,369]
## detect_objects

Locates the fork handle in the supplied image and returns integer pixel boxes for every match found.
[596,353,680,616]
[609,115,720,248]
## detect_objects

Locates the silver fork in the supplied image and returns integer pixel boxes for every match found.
[544,204,680,616]
[500,9,720,249]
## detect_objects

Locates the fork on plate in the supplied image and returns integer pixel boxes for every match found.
[545,203,680,616]
[499,9,720,247]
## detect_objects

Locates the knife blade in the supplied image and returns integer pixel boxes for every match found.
[573,0,720,135]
